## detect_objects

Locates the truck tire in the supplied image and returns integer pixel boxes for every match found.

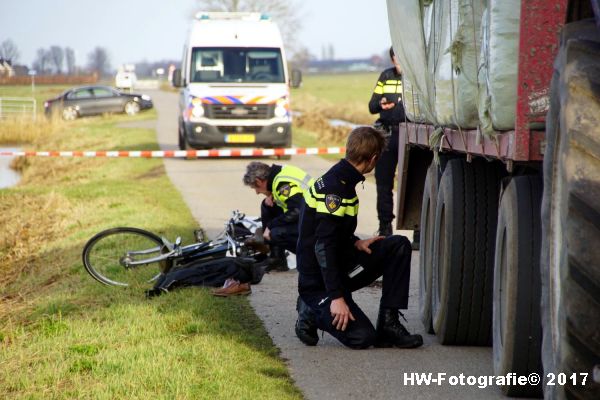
[419,161,439,334]
[493,175,543,398]
[541,19,600,400]
[431,158,503,345]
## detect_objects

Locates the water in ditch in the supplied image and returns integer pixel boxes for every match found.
[0,147,22,189]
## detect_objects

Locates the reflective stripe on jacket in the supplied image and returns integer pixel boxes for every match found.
[272,165,314,212]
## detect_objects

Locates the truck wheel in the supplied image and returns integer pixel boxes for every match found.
[493,175,543,397]
[541,19,600,400]
[431,158,503,345]
[418,161,439,334]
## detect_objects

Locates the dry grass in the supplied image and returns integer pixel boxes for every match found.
[290,73,378,147]
[294,111,352,145]
[0,192,74,289]
[0,115,68,144]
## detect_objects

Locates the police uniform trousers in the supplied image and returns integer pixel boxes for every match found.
[301,235,412,349]
[375,127,399,226]
[261,199,299,254]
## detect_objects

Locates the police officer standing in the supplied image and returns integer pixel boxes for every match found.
[243,161,313,271]
[368,47,406,238]
[294,127,423,349]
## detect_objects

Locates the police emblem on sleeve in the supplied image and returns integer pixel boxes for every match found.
[325,194,341,213]
[279,184,291,197]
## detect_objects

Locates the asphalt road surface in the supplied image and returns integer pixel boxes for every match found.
[148,89,519,400]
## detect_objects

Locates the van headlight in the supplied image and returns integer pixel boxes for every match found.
[141,94,151,101]
[274,97,289,118]
[191,104,204,118]
[189,96,205,121]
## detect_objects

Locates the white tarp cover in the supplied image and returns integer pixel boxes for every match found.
[387,0,436,123]
[478,0,521,133]
[430,0,484,128]
[403,74,427,122]
[387,0,483,128]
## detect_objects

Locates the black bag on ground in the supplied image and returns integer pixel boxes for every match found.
[151,256,266,294]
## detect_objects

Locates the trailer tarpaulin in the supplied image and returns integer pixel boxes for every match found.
[478,0,521,134]
[387,0,483,128]
[387,0,436,123]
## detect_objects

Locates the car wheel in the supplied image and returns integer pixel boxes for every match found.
[62,106,78,120]
[124,101,140,116]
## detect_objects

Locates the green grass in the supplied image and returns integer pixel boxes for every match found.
[292,72,379,126]
[290,72,378,149]
[0,85,301,400]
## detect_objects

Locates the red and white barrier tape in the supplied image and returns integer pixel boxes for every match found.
[0,147,346,158]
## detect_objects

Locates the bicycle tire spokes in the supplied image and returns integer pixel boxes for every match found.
[83,228,163,287]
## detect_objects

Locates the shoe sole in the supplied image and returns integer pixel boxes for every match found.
[212,290,251,297]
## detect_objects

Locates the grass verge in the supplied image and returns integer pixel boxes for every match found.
[291,72,378,148]
[0,87,302,399]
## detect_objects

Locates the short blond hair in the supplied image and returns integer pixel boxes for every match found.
[345,126,386,165]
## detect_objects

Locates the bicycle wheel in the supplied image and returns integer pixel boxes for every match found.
[82,227,164,287]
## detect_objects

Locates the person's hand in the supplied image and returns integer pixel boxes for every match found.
[380,97,396,110]
[263,227,271,241]
[354,236,385,254]
[330,297,355,331]
[264,194,274,207]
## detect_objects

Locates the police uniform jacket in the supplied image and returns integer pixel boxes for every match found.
[265,164,313,229]
[297,159,363,300]
[368,67,406,127]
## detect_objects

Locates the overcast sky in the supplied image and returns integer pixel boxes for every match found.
[1,0,392,69]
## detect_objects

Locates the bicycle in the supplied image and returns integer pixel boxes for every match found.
[82,211,263,288]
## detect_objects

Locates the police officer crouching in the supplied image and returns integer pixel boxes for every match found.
[295,126,423,349]
[243,162,313,271]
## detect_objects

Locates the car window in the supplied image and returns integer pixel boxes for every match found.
[67,89,93,100]
[93,87,115,98]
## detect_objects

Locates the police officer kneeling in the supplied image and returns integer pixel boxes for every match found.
[295,126,423,349]
[243,161,312,271]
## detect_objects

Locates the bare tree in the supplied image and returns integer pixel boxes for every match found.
[289,47,313,71]
[194,0,304,55]
[65,47,76,75]
[87,47,111,77]
[49,46,65,74]
[33,48,51,74]
[0,39,20,63]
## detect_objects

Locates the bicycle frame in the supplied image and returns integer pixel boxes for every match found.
[120,210,256,269]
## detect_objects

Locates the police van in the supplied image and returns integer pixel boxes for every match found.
[173,12,294,150]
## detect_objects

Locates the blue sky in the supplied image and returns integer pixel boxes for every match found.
[1,0,392,68]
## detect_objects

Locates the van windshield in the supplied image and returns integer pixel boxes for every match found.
[190,47,285,83]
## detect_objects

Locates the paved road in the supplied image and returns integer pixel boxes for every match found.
[148,90,512,400]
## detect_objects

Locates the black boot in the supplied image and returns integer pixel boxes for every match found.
[295,296,319,346]
[375,307,423,348]
[378,222,393,237]
[265,246,289,272]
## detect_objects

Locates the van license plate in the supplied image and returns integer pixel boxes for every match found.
[225,134,255,143]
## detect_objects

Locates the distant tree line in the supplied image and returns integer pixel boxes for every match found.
[0,38,113,77]
[33,45,112,77]
[0,39,20,63]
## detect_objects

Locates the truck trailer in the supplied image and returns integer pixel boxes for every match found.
[387,0,599,398]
